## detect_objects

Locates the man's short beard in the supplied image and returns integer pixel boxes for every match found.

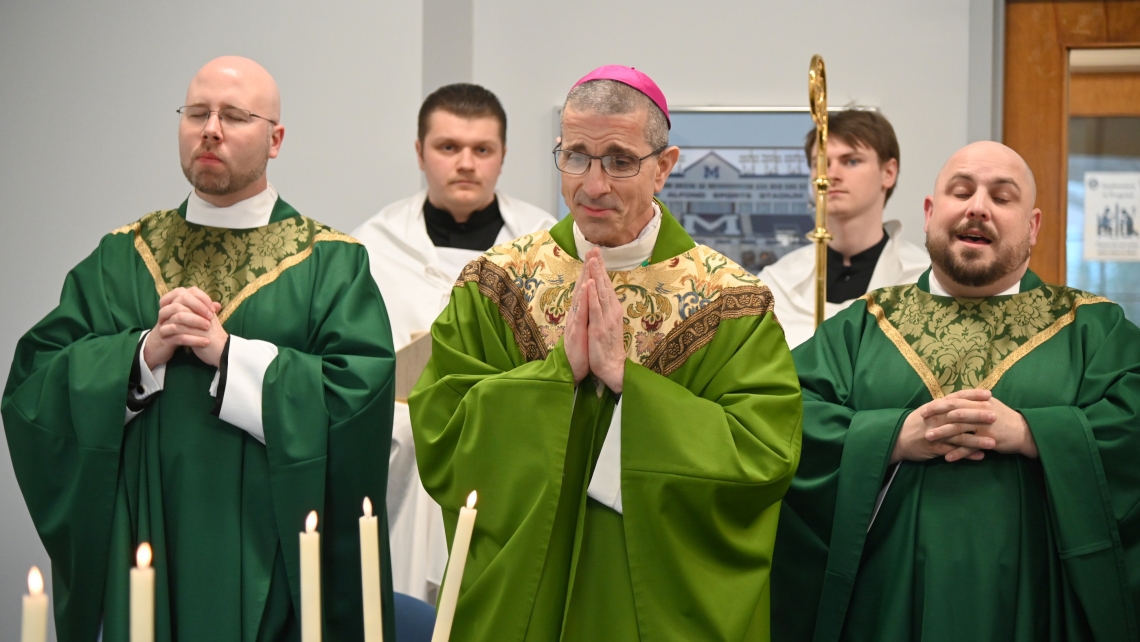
[183,158,268,197]
[926,229,1030,288]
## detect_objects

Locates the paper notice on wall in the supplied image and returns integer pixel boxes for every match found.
[1084,172,1140,262]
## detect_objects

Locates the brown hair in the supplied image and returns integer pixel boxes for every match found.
[803,109,900,204]
[418,83,507,145]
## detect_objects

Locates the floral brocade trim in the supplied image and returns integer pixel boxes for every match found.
[457,231,774,375]
[457,258,549,363]
[642,286,774,377]
[865,284,1111,398]
[112,210,359,323]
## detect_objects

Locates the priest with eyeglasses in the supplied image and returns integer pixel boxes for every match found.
[410,65,802,641]
[3,56,396,641]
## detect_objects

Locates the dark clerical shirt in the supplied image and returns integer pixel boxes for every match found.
[826,228,888,303]
[424,197,504,251]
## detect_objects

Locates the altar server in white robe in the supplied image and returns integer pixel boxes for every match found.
[760,109,928,348]
[353,83,555,601]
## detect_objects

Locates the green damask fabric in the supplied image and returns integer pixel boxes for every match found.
[868,280,1108,395]
[124,202,351,320]
[771,269,1140,642]
[3,199,397,642]
[410,208,803,642]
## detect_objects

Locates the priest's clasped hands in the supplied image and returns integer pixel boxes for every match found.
[143,286,230,369]
[891,389,1040,464]
[564,247,627,393]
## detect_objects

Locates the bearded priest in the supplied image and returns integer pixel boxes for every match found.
[2,57,396,641]
[771,141,1140,642]
[410,65,802,641]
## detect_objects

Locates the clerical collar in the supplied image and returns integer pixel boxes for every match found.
[928,270,1021,297]
[573,202,662,270]
[424,196,504,251]
[186,184,278,229]
[826,228,889,304]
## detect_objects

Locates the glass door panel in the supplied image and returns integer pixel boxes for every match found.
[1067,51,1140,323]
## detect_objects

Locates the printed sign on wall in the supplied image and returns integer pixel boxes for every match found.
[1084,172,1140,262]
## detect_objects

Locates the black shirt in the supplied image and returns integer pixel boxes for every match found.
[423,197,504,251]
[826,228,889,303]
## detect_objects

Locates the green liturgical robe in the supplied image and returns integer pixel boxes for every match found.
[3,199,397,642]
[771,269,1140,642]
[410,208,803,642]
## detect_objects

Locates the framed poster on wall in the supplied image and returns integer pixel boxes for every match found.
[554,107,817,275]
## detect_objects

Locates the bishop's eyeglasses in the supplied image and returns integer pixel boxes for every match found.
[177,105,278,127]
[552,144,667,178]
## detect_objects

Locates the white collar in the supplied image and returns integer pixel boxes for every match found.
[185,184,279,229]
[573,202,662,271]
[928,270,1021,297]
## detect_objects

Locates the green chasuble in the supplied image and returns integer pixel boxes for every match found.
[409,205,803,642]
[2,198,397,642]
[770,269,1140,642]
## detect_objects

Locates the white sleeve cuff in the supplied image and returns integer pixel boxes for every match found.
[586,395,623,514]
[139,334,167,392]
[215,336,278,444]
[125,331,167,424]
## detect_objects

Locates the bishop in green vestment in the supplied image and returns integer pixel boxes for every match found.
[410,66,802,642]
[771,141,1140,641]
[2,57,397,642]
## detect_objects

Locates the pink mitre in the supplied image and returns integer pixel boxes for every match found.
[571,65,671,129]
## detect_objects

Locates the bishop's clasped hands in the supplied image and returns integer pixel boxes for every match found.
[564,247,626,393]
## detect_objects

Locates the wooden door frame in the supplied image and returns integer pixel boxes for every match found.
[1003,1,1140,285]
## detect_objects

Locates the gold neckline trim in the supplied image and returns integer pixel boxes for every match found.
[864,290,1111,399]
[115,217,358,324]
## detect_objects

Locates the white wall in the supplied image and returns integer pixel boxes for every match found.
[475,0,986,249]
[0,1,423,638]
[0,0,997,638]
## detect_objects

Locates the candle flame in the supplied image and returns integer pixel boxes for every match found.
[306,510,318,533]
[363,496,373,517]
[137,542,152,570]
[467,490,478,509]
[28,566,43,595]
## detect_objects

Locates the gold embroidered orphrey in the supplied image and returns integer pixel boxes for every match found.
[456,230,775,378]
[865,283,1111,398]
[113,209,359,323]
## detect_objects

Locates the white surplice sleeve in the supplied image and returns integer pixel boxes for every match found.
[586,396,624,514]
[209,335,279,444]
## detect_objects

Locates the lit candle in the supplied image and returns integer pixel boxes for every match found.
[130,543,154,642]
[21,566,48,642]
[360,497,384,641]
[431,491,478,642]
[301,510,321,642]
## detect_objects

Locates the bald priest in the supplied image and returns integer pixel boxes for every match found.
[2,57,396,641]
[771,142,1140,642]
[410,65,802,641]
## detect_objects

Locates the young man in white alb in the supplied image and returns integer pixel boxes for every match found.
[760,109,928,348]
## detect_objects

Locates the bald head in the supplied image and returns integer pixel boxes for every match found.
[923,141,1042,297]
[186,56,281,123]
[934,141,1036,207]
[179,56,285,207]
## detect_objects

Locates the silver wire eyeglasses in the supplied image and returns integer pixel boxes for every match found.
[552,144,667,178]
[177,105,278,127]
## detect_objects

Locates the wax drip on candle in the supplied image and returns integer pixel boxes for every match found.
[306,510,318,533]
[467,490,477,509]
[363,497,373,517]
[28,566,43,595]
[137,543,152,570]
